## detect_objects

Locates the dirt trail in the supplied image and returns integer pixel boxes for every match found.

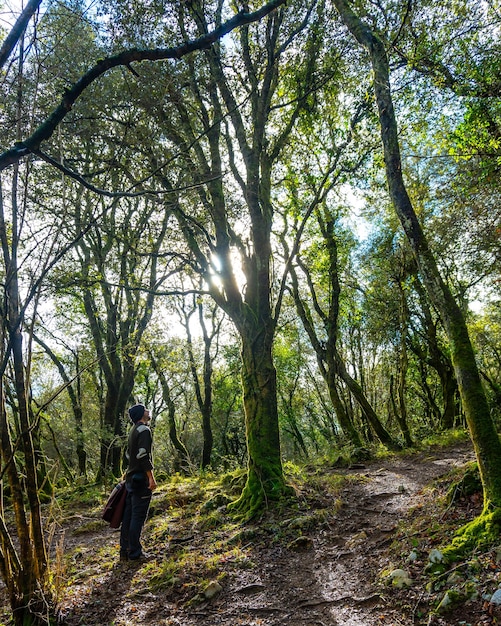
[60,443,476,626]
[190,445,474,626]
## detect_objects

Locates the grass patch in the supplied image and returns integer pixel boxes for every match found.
[419,428,470,449]
[57,482,105,510]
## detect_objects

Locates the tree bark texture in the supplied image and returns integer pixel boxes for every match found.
[233,318,285,515]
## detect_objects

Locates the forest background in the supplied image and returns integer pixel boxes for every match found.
[0,0,500,624]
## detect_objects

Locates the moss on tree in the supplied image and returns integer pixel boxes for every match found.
[228,464,293,521]
[442,504,501,562]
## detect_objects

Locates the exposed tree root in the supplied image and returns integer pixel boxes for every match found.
[228,469,293,522]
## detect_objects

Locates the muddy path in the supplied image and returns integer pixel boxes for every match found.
[59,442,477,626]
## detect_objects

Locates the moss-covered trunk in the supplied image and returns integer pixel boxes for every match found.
[230,319,285,518]
[325,367,363,447]
[333,0,501,508]
[0,174,52,623]
[334,352,399,449]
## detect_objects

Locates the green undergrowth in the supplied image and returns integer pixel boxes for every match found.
[54,433,497,620]
[142,464,355,597]
[442,504,501,562]
[383,455,501,622]
[303,428,470,472]
[56,481,104,511]
[418,427,471,449]
[54,461,359,608]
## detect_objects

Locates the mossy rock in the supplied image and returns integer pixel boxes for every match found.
[227,527,259,545]
[219,470,247,492]
[201,493,232,512]
[436,589,462,613]
[446,462,481,503]
[195,510,226,531]
[287,535,313,551]
[424,561,447,576]
[352,447,371,462]
[284,513,322,532]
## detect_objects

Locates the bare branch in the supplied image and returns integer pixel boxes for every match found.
[0,0,42,70]
[34,149,222,198]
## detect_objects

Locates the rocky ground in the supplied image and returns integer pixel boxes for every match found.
[35,440,501,625]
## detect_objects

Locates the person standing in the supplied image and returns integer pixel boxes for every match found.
[120,404,157,562]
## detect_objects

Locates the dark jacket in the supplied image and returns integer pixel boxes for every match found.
[125,423,153,480]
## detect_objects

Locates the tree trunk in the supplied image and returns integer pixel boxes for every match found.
[290,211,393,449]
[0,383,40,625]
[231,319,285,517]
[151,353,190,474]
[183,296,215,470]
[333,0,501,509]
[414,277,460,430]
[334,351,399,449]
[325,368,363,448]
[100,381,131,477]
[0,177,52,623]
[9,303,48,585]
[163,1,321,516]
[167,396,191,475]
[199,301,214,470]
[395,277,413,446]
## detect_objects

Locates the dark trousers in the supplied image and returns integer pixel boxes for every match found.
[119,478,152,559]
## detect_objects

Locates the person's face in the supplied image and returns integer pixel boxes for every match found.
[142,408,151,422]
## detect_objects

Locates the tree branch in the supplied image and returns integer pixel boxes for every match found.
[0,0,287,172]
[34,149,222,198]
[0,0,42,70]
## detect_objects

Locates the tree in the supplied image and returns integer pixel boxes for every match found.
[32,333,88,476]
[131,0,335,517]
[0,181,50,622]
[288,209,397,449]
[0,1,288,172]
[333,0,501,554]
[0,2,293,617]
[149,346,191,474]
[72,193,171,477]
[175,286,225,470]
[0,0,42,70]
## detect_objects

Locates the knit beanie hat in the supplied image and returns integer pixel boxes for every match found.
[128,404,145,423]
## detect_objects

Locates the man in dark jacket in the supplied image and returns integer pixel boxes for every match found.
[120,404,157,562]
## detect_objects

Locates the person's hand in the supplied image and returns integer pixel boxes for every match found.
[149,479,157,491]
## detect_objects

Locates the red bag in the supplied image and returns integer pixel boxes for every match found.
[102,481,127,528]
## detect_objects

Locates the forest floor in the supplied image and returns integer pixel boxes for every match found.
[8,434,501,626]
